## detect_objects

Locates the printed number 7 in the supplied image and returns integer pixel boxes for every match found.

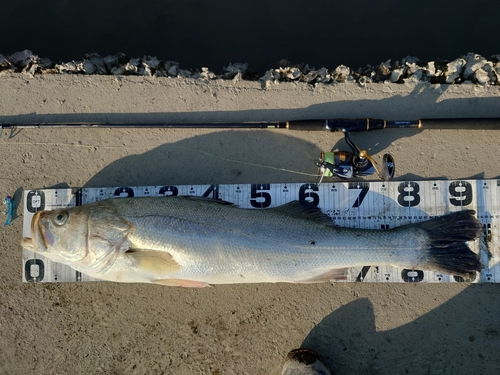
[348,183,370,208]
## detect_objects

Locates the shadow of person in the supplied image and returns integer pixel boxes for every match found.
[300,285,500,374]
[83,130,322,188]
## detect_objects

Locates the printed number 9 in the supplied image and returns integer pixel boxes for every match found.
[448,181,473,206]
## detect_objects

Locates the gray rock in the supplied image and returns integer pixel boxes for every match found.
[277,66,302,80]
[8,50,34,67]
[85,53,107,74]
[463,52,487,80]
[445,58,466,83]
[303,67,331,84]
[406,63,423,81]
[165,61,180,76]
[332,65,350,82]
[401,55,420,65]
[259,69,279,88]
[375,60,392,82]
[474,67,490,84]
[142,55,161,70]
[111,65,126,75]
[221,62,248,80]
[103,55,119,72]
[199,67,216,80]
[390,68,403,82]
[82,60,96,74]
[482,62,497,83]
[178,69,193,78]
[425,61,436,79]
[55,61,84,73]
[0,54,13,70]
[37,57,54,69]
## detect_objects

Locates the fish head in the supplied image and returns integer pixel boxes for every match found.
[21,201,133,272]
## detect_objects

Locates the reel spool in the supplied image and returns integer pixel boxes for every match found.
[316,130,395,183]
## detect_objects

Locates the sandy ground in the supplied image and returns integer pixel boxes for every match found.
[1,75,500,374]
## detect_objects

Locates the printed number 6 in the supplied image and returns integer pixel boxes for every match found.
[299,184,319,207]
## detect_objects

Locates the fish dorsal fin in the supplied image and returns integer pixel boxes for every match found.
[176,196,234,205]
[269,201,335,226]
[125,249,182,275]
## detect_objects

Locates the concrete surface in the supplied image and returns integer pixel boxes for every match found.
[1,75,500,374]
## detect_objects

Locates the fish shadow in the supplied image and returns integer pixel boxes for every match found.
[301,286,500,374]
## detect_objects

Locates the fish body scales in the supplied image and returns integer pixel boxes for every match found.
[22,196,482,286]
[109,198,425,284]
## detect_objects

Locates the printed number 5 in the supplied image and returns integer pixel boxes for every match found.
[250,184,271,208]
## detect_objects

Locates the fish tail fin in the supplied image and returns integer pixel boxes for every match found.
[416,210,482,277]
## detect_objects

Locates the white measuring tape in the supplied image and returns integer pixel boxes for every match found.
[22,179,499,284]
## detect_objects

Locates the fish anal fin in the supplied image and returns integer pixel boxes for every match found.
[153,278,210,288]
[125,249,182,274]
[299,268,348,283]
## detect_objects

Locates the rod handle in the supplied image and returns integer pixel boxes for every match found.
[420,118,500,129]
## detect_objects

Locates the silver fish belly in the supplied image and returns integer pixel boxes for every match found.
[21,196,482,287]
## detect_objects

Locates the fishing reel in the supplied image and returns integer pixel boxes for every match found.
[316,129,395,183]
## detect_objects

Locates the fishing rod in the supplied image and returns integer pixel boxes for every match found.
[3,117,500,181]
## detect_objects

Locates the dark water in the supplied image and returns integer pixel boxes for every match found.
[2,0,499,74]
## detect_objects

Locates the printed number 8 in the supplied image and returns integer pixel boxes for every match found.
[397,182,420,207]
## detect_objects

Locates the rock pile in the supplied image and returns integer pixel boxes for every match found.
[1,50,499,86]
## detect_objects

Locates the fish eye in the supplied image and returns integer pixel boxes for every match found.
[53,211,69,226]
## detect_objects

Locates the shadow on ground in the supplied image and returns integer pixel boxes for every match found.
[300,285,500,374]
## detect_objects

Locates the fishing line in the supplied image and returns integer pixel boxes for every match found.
[2,141,320,177]
[171,145,320,177]
[1,141,142,149]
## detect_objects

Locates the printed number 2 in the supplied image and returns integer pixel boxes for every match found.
[250,184,271,208]
[397,182,420,207]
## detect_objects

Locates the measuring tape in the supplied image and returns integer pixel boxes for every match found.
[22,179,499,284]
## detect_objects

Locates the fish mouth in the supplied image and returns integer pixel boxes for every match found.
[23,211,55,253]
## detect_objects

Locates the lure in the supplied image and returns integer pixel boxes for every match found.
[4,195,13,226]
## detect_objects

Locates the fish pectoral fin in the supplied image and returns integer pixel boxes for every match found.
[125,249,182,275]
[153,279,210,288]
[299,268,348,283]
